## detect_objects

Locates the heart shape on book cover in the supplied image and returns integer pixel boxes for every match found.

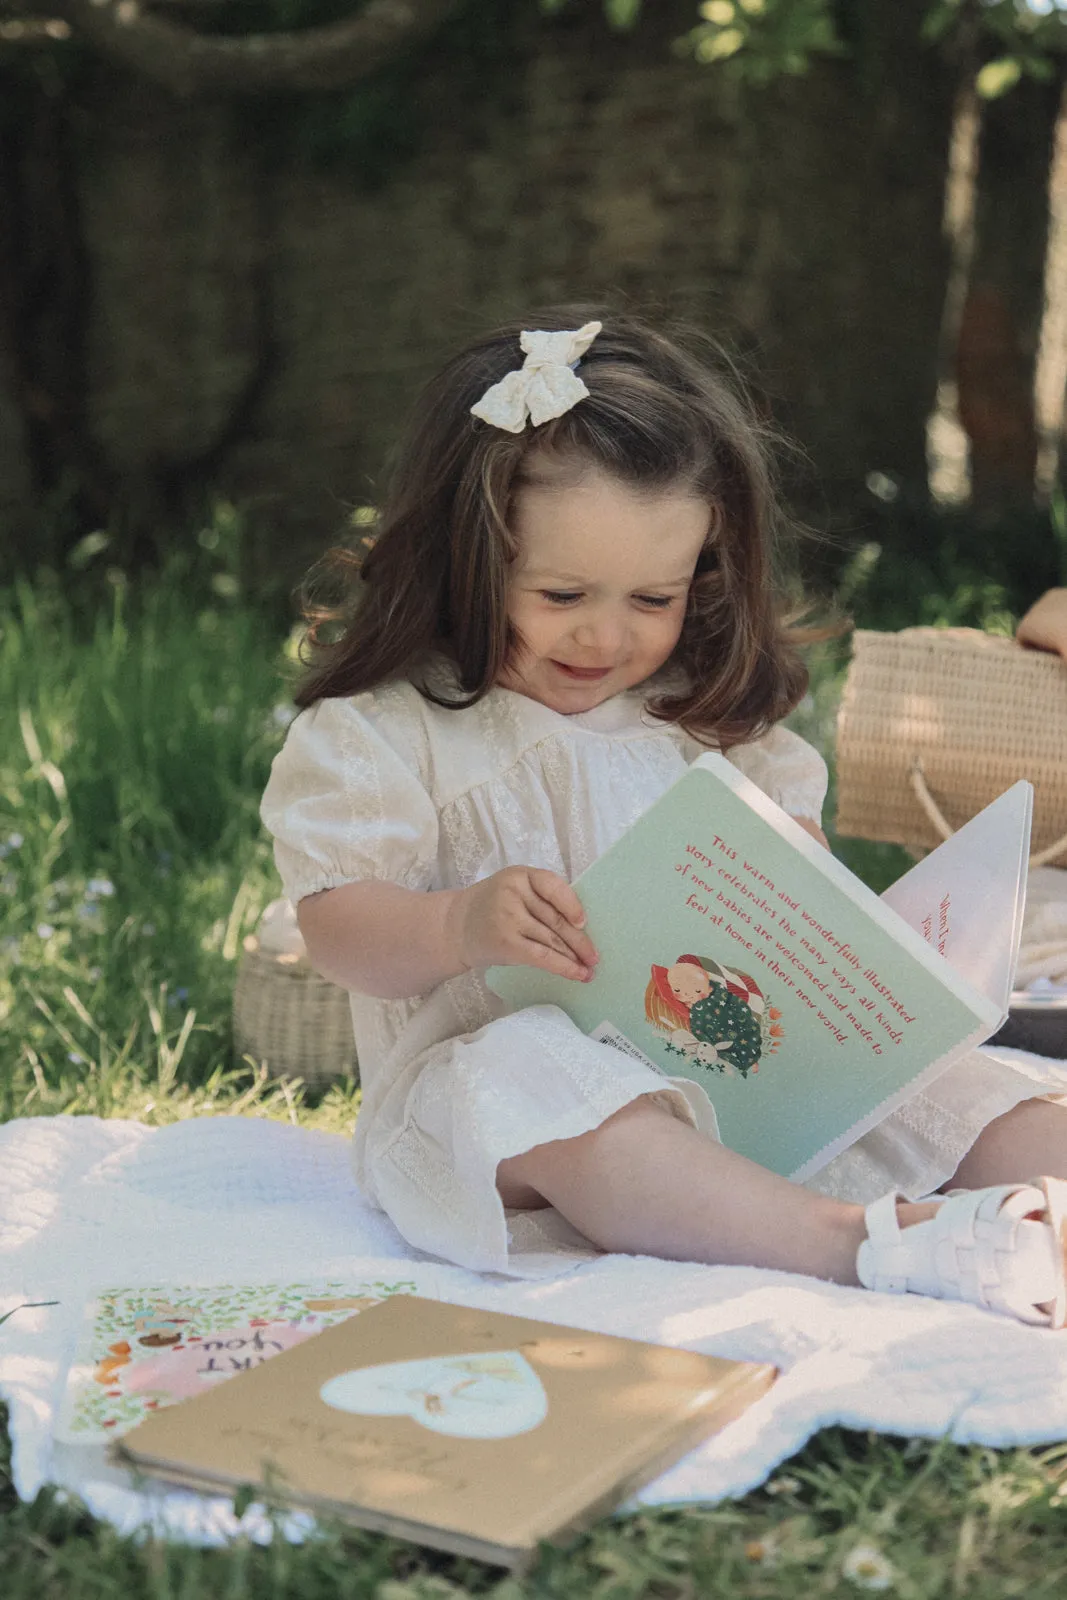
[319,1350,548,1439]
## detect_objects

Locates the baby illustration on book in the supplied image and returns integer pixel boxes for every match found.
[645,954,784,1077]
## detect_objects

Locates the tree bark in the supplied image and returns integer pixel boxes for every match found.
[8,0,464,96]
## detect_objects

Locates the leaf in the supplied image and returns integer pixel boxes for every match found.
[976,57,1022,99]
[695,25,745,62]
[232,1482,257,1519]
[604,0,642,28]
[920,2,962,46]
[67,531,112,571]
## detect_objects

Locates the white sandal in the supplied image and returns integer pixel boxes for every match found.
[856,1179,1067,1327]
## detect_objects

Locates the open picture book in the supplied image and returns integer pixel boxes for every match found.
[111,1294,775,1569]
[488,752,1032,1181]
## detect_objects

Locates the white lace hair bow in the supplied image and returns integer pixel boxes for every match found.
[470,321,603,433]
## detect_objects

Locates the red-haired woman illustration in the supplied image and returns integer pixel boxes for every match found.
[645,954,765,1076]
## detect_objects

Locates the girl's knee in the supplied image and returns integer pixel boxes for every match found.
[496,1092,677,1206]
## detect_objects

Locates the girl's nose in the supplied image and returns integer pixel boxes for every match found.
[573,609,625,654]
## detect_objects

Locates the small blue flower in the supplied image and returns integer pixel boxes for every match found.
[36,922,55,939]
[77,902,103,921]
[272,704,296,729]
[86,877,115,898]
[6,832,23,851]
[67,1051,84,1064]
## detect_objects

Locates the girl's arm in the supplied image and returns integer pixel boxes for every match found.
[1017,588,1067,662]
[791,815,829,849]
[298,868,599,1000]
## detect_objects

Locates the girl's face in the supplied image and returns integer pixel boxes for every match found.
[500,466,709,714]
[667,962,711,1005]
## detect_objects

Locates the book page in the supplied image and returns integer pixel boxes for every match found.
[879,781,1031,1013]
[488,753,1004,1180]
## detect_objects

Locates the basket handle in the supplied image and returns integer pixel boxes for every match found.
[909,760,1067,868]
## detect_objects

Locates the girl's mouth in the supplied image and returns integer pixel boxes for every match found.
[552,662,613,681]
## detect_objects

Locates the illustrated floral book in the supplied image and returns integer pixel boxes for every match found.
[487,753,1032,1181]
[55,1269,441,1445]
[113,1294,775,1569]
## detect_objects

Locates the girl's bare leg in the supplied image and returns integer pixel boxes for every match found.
[947,1097,1067,1189]
[497,1095,938,1286]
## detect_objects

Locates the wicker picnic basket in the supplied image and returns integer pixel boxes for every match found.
[232,902,358,1087]
[835,627,1067,867]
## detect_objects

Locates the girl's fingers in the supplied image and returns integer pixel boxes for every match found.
[528,868,587,929]
[518,918,595,982]
[526,874,599,968]
[528,894,599,970]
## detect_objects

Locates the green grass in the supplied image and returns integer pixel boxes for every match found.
[3,557,1067,1597]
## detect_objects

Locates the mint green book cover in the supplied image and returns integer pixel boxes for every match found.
[487,754,1010,1181]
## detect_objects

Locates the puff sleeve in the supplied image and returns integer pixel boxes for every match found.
[259,695,440,906]
[725,725,828,824]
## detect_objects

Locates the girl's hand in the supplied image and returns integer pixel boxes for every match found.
[446,867,599,982]
[1016,588,1067,662]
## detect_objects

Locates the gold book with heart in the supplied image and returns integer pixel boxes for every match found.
[115,1294,775,1569]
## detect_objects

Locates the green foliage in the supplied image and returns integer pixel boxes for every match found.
[0,549,300,1115]
[925,0,1065,96]
[539,0,645,28]
[1051,487,1067,584]
[679,0,844,81]
[809,487,1063,634]
[6,1410,1067,1594]
[672,0,1067,94]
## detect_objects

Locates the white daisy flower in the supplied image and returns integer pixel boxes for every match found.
[744,1533,779,1567]
[842,1543,895,1590]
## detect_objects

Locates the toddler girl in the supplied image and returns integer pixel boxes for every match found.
[262,310,1067,1323]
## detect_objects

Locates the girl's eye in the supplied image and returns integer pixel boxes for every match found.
[635,595,675,609]
[541,591,582,605]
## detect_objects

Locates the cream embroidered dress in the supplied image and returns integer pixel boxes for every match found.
[260,676,1067,1277]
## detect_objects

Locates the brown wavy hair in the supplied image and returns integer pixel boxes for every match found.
[294,305,813,745]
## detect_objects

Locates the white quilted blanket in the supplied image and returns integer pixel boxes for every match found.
[4,1093,1067,1547]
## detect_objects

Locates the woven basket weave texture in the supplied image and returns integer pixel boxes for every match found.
[232,939,358,1088]
[835,627,1067,859]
